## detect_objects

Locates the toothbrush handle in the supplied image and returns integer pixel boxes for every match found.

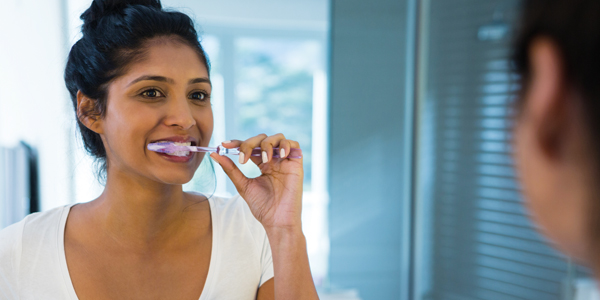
[218,146,302,159]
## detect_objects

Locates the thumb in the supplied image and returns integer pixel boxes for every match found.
[210,153,250,194]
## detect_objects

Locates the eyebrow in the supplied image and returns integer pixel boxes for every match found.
[188,77,211,85]
[128,75,211,86]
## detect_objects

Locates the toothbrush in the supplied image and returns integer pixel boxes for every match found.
[147,142,302,159]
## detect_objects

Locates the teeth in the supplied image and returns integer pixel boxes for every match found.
[173,142,192,146]
[166,151,190,157]
[154,141,192,146]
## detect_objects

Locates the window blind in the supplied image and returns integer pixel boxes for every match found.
[416,1,589,299]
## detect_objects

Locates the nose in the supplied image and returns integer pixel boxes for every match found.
[164,96,196,130]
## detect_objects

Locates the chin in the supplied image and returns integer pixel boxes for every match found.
[154,170,196,185]
[148,153,203,184]
[159,178,194,186]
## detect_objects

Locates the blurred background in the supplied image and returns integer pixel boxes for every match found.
[0,0,598,299]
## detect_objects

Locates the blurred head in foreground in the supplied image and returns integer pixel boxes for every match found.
[513,0,600,272]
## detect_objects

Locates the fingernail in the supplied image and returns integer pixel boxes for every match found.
[223,140,231,144]
[280,148,286,158]
[239,152,245,164]
[262,151,268,164]
[210,156,220,165]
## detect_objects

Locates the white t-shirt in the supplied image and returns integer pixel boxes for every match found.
[0,195,274,300]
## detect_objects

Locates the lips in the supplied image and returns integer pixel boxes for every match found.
[155,150,195,163]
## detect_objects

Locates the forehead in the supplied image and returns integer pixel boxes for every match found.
[122,38,209,82]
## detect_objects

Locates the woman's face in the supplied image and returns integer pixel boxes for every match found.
[97,38,213,185]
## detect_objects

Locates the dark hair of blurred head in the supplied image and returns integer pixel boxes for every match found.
[64,0,210,181]
[514,0,600,133]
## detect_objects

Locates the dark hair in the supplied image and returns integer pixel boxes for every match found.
[514,0,600,132]
[65,0,210,181]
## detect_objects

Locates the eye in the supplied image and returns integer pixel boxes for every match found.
[140,88,164,98]
[190,91,209,101]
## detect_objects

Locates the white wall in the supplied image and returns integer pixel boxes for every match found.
[0,0,75,211]
[163,0,328,31]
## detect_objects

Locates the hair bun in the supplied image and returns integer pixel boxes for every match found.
[81,0,162,32]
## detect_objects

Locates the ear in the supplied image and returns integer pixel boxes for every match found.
[525,37,570,160]
[76,90,104,134]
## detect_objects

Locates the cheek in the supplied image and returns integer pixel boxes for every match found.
[197,108,214,145]
[104,102,157,157]
[513,122,532,198]
[514,117,586,258]
[514,121,547,226]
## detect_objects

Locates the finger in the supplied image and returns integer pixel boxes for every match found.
[260,133,285,163]
[239,134,267,164]
[285,140,301,159]
[219,140,247,164]
[278,139,291,159]
[221,140,242,148]
[210,153,250,194]
[288,140,300,149]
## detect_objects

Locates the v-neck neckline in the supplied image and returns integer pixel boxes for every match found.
[57,197,219,300]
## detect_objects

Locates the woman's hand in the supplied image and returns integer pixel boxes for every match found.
[209,133,304,230]
[211,134,319,299]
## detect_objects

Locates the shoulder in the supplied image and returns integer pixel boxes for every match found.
[209,194,266,241]
[0,221,24,263]
[208,195,274,290]
[0,205,74,298]
[210,194,257,224]
[19,205,70,237]
[0,205,69,255]
[0,222,22,298]
[210,194,252,215]
[0,206,63,246]
[0,220,24,293]
[0,206,68,293]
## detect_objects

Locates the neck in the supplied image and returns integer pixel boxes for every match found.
[90,167,193,250]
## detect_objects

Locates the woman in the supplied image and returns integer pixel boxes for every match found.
[0,0,319,299]
[513,0,600,280]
